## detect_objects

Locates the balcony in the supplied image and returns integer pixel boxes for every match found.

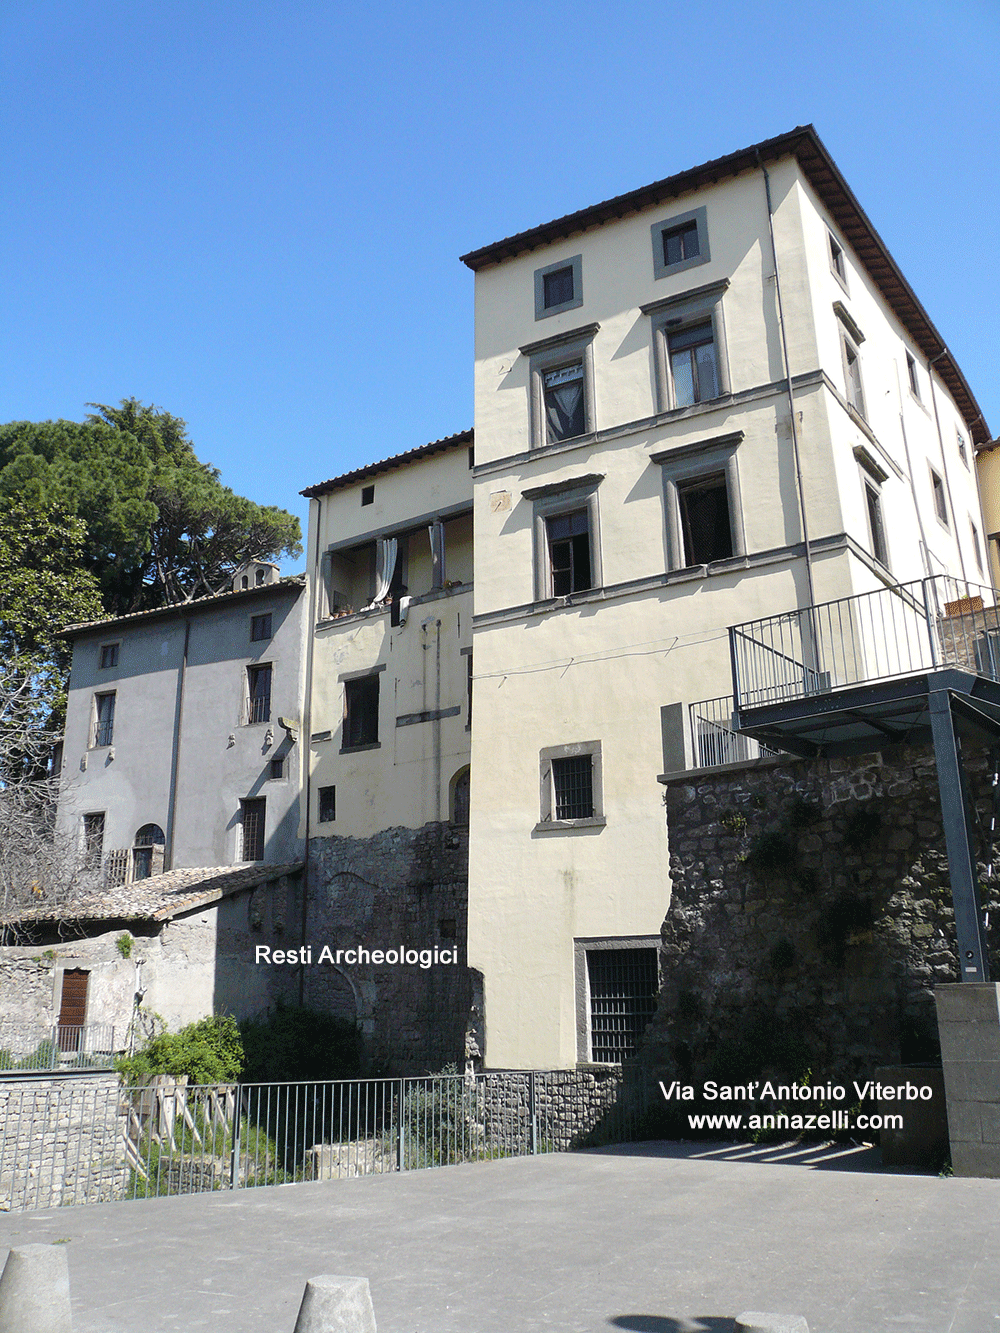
[728,576,1000,759]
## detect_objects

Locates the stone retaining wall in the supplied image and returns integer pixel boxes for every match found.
[0,1074,126,1211]
[641,743,1000,1094]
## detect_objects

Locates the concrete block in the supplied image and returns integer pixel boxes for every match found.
[979,1101,1000,1144]
[0,1244,72,1333]
[943,1061,1000,1103]
[938,1019,1000,1063]
[952,1140,1000,1179]
[935,983,1000,1024]
[293,1275,376,1333]
[735,1314,809,1333]
[946,1099,983,1143]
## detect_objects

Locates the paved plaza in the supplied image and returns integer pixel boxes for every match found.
[1,1141,998,1332]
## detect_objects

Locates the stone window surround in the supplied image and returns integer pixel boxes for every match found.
[642,278,730,415]
[651,431,745,571]
[520,323,599,452]
[573,935,660,1065]
[533,254,583,321]
[535,739,604,834]
[522,473,604,603]
[650,205,710,281]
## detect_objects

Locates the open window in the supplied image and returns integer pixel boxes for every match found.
[245,664,272,725]
[653,430,744,572]
[524,474,603,602]
[343,672,381,750]
[521,324,599,451]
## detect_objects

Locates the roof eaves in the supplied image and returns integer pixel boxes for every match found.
[458,124,990,443]
[60,575,307,639]
[301,429,474,499]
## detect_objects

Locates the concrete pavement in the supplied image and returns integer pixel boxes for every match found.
[0,1141,997,1333]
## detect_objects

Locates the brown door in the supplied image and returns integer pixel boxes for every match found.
[57,970,89,1052]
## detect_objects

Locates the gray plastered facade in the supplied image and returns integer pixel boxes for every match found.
[58,578,309,874]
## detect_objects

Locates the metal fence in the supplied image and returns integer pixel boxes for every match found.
[688,695,780,769]
[0,1023,116,1072]
[729,575,1000,713]
[0,1069,653,1213]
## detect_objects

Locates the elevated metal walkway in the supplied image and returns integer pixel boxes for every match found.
[727,575,1000,983]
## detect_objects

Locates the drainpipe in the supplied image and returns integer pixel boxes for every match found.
[758,151,817,613]
[299,499,322,1005]
[927,347,970,585]
[163,617,191,871]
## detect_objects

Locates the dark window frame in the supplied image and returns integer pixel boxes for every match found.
[533,254,583,320]
[250,613,273,642]
[93,692,116,748]
[676,471,734,566]
[240,798,266,862]
[245,663,272,725]
[651,206,710,281]
[99,643,119,669]
[343,674,380,751]
[318,785,336,823]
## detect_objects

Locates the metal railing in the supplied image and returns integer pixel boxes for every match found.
[0,1069,652,1213]
[0,1023,117,1072]
[688,696,780,769]
[729,575,1000,713]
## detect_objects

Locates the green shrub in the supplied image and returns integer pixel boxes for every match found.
[116,932,133,959]
[116,1015,244,1086]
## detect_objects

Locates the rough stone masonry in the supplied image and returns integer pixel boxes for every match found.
[641,742,1000,1096]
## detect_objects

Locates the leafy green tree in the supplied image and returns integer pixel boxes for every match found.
[0,499,103,768]
[0,399,302,617]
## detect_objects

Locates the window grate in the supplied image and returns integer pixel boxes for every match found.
[552,755,593,820]
[587,948,658,1064]
[241,798,266,861]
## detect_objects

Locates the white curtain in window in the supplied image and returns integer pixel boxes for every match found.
[367,537,398,606]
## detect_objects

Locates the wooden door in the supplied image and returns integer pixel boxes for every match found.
[57,969,89,1051]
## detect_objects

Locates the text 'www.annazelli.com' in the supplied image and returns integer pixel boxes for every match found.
[685,1111,903,1132]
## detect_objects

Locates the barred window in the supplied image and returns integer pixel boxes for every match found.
[587,947,658,1064]
[552,755,593,820]
[240,798,266,861]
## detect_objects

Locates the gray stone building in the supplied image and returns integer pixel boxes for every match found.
[56,564,308,877]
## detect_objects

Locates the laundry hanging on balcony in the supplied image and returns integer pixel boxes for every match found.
[365,536,398,608]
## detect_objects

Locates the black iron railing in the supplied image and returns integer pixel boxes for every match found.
[729,576,1000,713]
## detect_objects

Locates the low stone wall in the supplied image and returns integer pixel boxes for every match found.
[0,1073,127,1211]
[641,743,1000,1095]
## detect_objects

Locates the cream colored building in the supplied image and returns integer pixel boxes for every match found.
[300,432,474,843]
[460,125,992,1070]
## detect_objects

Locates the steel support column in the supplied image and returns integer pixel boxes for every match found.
[929,689,990,982]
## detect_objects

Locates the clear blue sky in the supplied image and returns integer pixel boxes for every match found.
[3,0,998,568]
